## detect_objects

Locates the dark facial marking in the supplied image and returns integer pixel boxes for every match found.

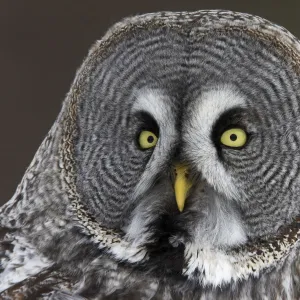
[211,107,249,157]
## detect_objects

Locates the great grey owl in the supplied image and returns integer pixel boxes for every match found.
[1,9,300,300]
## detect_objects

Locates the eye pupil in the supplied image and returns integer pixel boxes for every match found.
[230,134,237,141]
[147,136,154,143]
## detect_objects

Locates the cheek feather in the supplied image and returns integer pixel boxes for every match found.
[184,85,247,200]
[131,89,178,199]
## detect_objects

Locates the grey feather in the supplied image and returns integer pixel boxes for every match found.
[1,10,300,299]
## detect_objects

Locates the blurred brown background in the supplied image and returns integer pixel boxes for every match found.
[0,0,299,205]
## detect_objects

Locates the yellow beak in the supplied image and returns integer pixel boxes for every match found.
[174,164,192,212]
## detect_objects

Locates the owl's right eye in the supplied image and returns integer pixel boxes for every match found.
[135,111,159,150]
[138,130,158,149]
[220,128,247,148]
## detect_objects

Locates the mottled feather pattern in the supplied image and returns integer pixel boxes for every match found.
[1,9,300,299]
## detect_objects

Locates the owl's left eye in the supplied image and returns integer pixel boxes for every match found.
[138,130,158,149]
[220,128,247,148]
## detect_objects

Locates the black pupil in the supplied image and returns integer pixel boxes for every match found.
[230,134,237,141]
[147,135,154,143]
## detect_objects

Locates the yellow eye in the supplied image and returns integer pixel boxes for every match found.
[139,130,158,149]
[220,128,247,148]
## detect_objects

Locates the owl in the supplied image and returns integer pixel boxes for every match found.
[1,9,300,299]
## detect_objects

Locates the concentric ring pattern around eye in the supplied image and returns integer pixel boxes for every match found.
[75,27,189,227]
[75,19,300,235]
[187,32,300,236]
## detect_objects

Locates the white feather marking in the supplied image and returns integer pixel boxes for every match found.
[132,89,172,126]
[132,89,177,198]
[125,213,153,247]
[184,85,247,200]
[192,189,247,247]
[0,235,53,293]
[184,245,239,286]
[282,268,292,300]
[108,242,148,263]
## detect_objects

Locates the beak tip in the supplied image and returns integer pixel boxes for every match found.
[177,205,184,212]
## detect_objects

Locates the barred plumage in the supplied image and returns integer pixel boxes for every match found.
[1,9,300,299]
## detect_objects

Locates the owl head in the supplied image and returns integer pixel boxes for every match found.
[65,10,300,285]
[2,10,300,289]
